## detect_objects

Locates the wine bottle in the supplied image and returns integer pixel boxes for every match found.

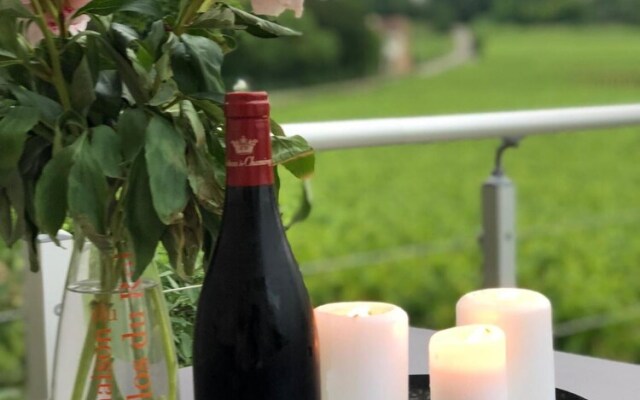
[193,91,321,399]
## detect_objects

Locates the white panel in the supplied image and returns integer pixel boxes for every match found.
[24,231,73,400]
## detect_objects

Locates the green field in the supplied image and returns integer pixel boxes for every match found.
[274,25,640,362]
[411,23,454,63]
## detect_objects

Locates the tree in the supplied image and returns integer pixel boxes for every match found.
[492,0,589,23]
[224,0,381,88]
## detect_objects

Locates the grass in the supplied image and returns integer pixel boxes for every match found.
[410,23,453,63]
[273,25,640,121]
[0,243,24,397]
[273,24,640,363]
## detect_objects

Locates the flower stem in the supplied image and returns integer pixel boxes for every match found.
[174,0,205,35]
[68,243,117,400]
[30,0,72,115]
[43,0,67,38]
[69,309,97,399]
[150,281,179,400]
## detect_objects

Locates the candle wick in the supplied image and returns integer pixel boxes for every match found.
[347,307,371,318]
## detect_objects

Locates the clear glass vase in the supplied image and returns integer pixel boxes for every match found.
[50,240,179,400]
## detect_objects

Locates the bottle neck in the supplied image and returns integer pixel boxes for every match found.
[225,117,274,187]
[224,185,277,209]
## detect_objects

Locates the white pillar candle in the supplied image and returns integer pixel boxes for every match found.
[315,302,409,400]
[456,288,555,400]
[429,324,508,400]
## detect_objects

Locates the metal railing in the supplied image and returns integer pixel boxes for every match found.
[22,103,640,399]
[285,103,640,150]
[284,103,640,288]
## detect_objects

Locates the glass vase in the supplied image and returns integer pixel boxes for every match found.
[50,240,179,400]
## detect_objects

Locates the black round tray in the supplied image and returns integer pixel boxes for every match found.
[409,375,587,400]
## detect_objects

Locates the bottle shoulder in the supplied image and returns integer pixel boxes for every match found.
[210,185,296,262]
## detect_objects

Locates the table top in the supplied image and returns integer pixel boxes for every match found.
[179,327,640,400]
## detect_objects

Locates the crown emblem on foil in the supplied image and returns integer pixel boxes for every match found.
[231,136,258,155]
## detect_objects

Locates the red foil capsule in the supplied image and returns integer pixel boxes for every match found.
[224,92,274,187]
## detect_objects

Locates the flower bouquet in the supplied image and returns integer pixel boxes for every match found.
[0,0,313,398]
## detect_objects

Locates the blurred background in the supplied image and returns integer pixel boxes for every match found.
[3,0,640,396]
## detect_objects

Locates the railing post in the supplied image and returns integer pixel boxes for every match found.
[23,231,73,400]
[481,174,517,287]
[481,139,518,288]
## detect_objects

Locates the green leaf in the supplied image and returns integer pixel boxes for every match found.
[96,35,149,104]
[94,70,123,121]
[118,0,162,16]
[0,49,20,67]
[161,227,181,277]
[77,0,162,17]
[0,188,11,243]
[18,135,50,181]
[181,100,206,147]
[0,14,17,54]
[0,171,25,245]
[270,119,286,136]
[191,98,224,123]
[148,79,178,107]
[281,153,315,179]
[133,44,154,72]
[117,107,148,162]
[0,49,16,58]
[155,48,173,83]
[271,135,314,164]
[110,24,155,97]
[190,6,236,30]
[179,332,192,360]
[124,153,165,279]
[142,20,169,60]
[53,110,86,153]
[68,141,109,246]
[18,135,51,233]
[59,112,88,134]
[5,172,25,244]
[0,106,39,174]
[0,59,22,68]
[24,218,39,272]
[89,125,122,178]
[161,202,201,279]
[226,5,301,38]
[186,145,223,213]
[9,85,63,127]
[145,115,188,224]
[34,146,75,241]
[271,135,315,178]
[112,22,140,51]
[285,180,312,229]
[200,127,226,186]
[70,56,96,116]
[0,0,35,18]
[83,33,102,78]
[95,70,122,101]
[171,34,225,102]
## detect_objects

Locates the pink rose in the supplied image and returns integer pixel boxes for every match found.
[251,0,304,18]
[22,0,91,44]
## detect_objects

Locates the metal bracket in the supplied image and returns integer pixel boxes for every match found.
[493,136,521,176]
